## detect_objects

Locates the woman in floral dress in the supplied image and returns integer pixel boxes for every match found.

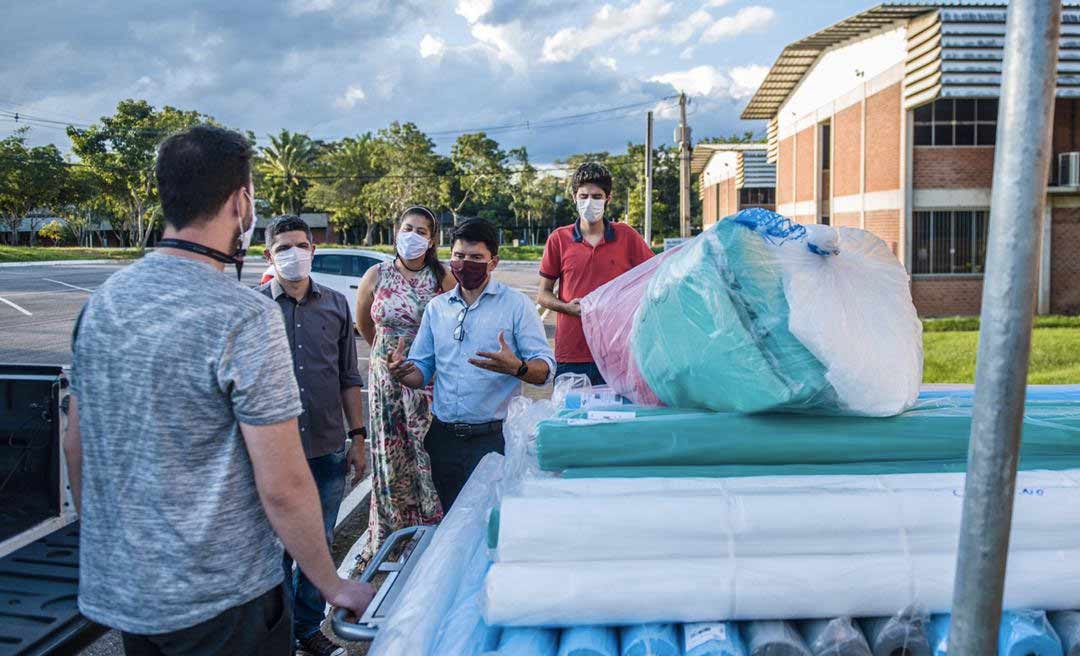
[355,206,456,560]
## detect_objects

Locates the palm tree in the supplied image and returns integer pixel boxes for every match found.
[258,130,319,215]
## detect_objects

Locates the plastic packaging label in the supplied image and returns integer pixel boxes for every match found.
[685,623,728,649]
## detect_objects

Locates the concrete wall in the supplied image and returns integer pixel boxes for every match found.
[912,277,985,317]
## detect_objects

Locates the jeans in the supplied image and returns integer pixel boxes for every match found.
[121,585,290,656]
[282,445,347,640]
[555,361,606,387]
[423,420,504,511]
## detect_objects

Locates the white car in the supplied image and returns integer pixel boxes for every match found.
[261,248,394,320]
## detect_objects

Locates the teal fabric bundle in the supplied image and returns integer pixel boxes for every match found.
[631,211,836,414]
[535,402,1080,474]
[619,624,680,656]
[684,623,746,656]
[929,612,1065,656]
[558,626,619,656]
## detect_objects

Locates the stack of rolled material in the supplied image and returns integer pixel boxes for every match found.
[799,618,872,656]
[927,611,1064,656]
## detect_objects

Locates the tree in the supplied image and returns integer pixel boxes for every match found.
[449,132,508,223]
[0,128,68,246]
[257,130,320,215]
[506,147,552,245]
[37,220,65,244]
[698,130,765,145]
[361,122,448,243]
[306,134,385,244]
[67,99,214,249]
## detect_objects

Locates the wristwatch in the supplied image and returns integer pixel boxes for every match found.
[515,359,529,378]
[348,427,368,440]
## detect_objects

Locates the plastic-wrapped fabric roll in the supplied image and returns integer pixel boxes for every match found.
[684,623,747,656]
[430,536,499,656]
[534,402,1080,472]
[519,469,1080,500]
[999,611,1063,656]
[579,245,678,406]
[745,621,813,656]
[490,487,1080,562]
[559,456,1080,478]
[629,210,921,416]
[927,615,949,656]
[1049,611,1080,656]
[860,608,931,656]
[619,624,680,656]
[369,454,504,656]
[496,627,560,655]
[799,618,872,656]
[558,626,620,656]
[482,550,1080,627]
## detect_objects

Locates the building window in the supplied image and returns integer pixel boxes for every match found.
[914,99,997,146]
[739,187,775,206]
[913,209,989,274]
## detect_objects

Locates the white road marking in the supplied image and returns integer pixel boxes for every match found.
[43,278,95,293]
[0,296,32,316]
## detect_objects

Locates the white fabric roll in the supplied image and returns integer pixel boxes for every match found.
[482,549,1080,627]
[496,480,1080,562]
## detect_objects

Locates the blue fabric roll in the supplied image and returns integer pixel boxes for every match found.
[999,611,1063,656]
[620,624,680,656]
[1049,611,1080,656]
[497,627,560,656]
[684,623,747,656]
[558,626,619,656]
[927,615,950,656]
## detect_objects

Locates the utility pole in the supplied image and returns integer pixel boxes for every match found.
[645,111,654,246]
[948,1,1060,654]
[677,93,692,238]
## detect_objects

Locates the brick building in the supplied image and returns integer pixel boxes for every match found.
[741,3,1080,316]
[694,144,777,228]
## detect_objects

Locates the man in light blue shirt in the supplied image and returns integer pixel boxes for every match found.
[389,218,553,508]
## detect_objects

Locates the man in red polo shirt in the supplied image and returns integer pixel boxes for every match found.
[537,162,654,385]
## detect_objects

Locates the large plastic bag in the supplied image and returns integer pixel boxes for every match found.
[495,627,560,655]
[860,607,930,656]
[367,454,503,656]
[628,209,921,416]
[429,534,501,656]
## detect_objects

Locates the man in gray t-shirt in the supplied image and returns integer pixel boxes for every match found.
[64,125,372,656]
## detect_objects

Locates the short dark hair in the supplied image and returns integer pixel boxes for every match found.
[266,215,313,249]
[155,125,254,230]
[451,218,499,257]
[571,162,613,197]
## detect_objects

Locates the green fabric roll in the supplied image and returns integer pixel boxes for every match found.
[487,507,500,550]
[560,456,1080,479]
[630,212,837,413]
[535,404,1080,472]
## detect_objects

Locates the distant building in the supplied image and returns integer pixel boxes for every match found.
[693,143,777,228]
[255,213,337,245]
[741,3,1080,316]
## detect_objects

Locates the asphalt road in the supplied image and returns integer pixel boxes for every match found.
[0,259,548,366]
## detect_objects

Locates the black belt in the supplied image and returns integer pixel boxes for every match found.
[435,418,503,439]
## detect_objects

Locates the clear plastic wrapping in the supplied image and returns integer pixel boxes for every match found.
[619,623,680,656]
[558,626,619,656]
[799,618,871,656]
[684,622,746,656]
[494,627,559,655]
[581,209,921,416]
[1049,610,1080,656]
[998,611,1063,656]
[860,607,930,656]
[745,621,812,656]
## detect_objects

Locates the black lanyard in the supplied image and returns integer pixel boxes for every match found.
[157,239,246,280]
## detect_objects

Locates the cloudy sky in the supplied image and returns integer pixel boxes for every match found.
[1,0,873,162]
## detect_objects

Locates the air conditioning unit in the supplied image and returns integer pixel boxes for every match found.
[1059,152,1080,187]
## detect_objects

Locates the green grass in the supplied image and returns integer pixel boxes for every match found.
[923,321,1080,384]
[923,315,1080,332]
[0,245,143,263]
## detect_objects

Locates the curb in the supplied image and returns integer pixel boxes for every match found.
[0,260,127,268]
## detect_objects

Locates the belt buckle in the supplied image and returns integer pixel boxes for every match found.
[452,423,471,439]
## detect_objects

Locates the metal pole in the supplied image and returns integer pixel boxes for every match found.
[645,111,654,246]
[949,2,1060,654]
[677,93,692,238]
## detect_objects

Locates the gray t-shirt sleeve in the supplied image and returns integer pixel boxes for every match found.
[218,303,303,426]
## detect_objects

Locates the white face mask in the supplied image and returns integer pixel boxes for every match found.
[577,197,605,224]
[396,230,431,261]
[272,247,312,282]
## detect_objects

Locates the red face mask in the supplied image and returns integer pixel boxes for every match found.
[451,259,489,291]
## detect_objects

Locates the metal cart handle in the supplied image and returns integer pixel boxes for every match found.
[331,524,436,642]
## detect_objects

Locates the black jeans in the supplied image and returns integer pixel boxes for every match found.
[423,419,504,510]
[120,585,291,656]
[555,361,606,386]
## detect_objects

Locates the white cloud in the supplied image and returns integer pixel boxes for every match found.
[650,63,768,100]
[470,21,529,73]
[680,46,695,60]
[456,0,494,24]
[669,10,712,45]
[334,84,366,108]
[703,0,730,7]
[419,33,446,59]
[541,0,673,63]
[593,56,618,71]
[701,6,775,42]
[286,0,336,15]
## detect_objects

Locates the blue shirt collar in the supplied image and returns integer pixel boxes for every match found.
[449,278,504,305]
[572,218,617,243]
